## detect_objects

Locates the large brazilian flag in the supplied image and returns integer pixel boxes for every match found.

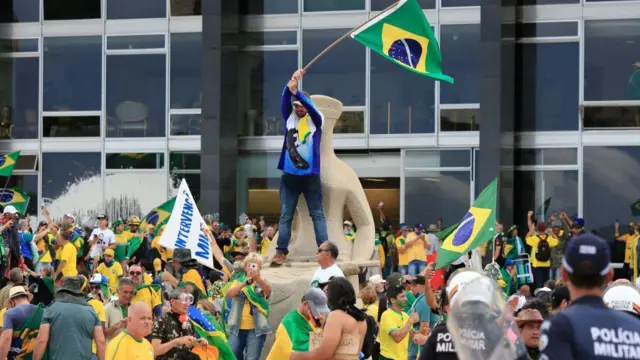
[0,151,20,177]
[435,178,498,269]
[350,0,453,84]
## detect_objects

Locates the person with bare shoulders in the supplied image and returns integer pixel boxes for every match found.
[290,277,368,360]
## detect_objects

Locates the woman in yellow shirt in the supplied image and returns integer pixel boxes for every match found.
[54,230,78,283]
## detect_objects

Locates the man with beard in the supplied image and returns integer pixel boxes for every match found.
[129,264,163,319]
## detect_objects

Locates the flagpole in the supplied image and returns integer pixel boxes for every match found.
[303,1,399,72]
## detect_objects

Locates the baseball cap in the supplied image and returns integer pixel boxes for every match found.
[3,205,17,214]
[413,275,426,285]
[571,217,585,228]
[551,286,570,309]
[369,274,385,286]
[551,219,562,228]
[386,272,403,288]
[96,213,108,219]
[63,213,75,220]
[89,274,106,285]
[562,233,611,277]
[303,288,330,317]
[104,249,114,257]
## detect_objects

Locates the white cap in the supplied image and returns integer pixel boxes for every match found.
[369,274,385,286]
[446,268,483,304]
[90,274,104,284]
[604,283,640,316]
[3,205,17,214]
[64,213,75,220]
[343,220,353,227]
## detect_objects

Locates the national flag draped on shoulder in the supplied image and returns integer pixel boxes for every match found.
[350,0,453,84]
[435,178,498,269]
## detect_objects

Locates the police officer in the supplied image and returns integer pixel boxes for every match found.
[540,233,640,360]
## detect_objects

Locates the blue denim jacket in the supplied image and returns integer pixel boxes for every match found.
[226,290,272,337]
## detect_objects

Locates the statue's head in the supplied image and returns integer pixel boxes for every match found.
[310,95,343,130]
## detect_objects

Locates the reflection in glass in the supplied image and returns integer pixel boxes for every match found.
[370,52,434,134]
[0,0,40,22]
[404,171,470,226]
[440,25,480,104]
[105,172,166,222]
[107,55,166,137]
[42,152,101,222]
[0,58,39,139]
[5,175,37,216]
[304,0,364,11]
[171,0,202,16]
[43,0,101,20]
[515,148,577,166]
[585,20,640,102]
[243,51,298,136]
[107,35,165,50]
[334,111,365,134]
[303,29,365,107]
[516,42,579,131]
[440,109,479,131]
[239,31,298,47]
[170,114,201,136]
[0,39,38,53]
[371,0,435,9]
[518,0,578,5]
[171,33,202,109]
[516,22,578,38]
[583,105,640,128]
[170,152,200,170]
[106,153,165,169]
[584,147,640,236]
[43,37,102,112]
[441,0,479,8]
[107,0,167,19]
[239,0,298,14]
[514,170,578,230]
[404,149,471,168]
[43,116,100,137]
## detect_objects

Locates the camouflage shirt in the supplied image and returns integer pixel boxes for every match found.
[550,231,568,269]
[151,311,195,360]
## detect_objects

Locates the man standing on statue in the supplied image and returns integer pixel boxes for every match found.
[271,69,328,266]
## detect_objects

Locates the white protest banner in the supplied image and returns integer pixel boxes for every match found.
[159,178,214,269]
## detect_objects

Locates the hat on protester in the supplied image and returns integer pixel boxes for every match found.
[173,248,193,263]
[8,286,33,303]
[89,274,107,285]
[415,223,424,230]
[428,224,438,232]
[571,218,585,229]
[562,233,611,277]
[386,272,403,288]
[58,275,87,296]
[504,259,515,267]
[369,274,385,286]
[551,286,570,309]
[104,249,114,257]
[515,309,544,328]
[551,219,562,228]
[537,222,547,232]
[508,294,527,312]
[413,275,427,285]
[129,217,141,225]
[402,275,414,285]
[508,225,518,233]
[534,287,551,298]
[3,205,17,214]
[399,223,408,231]
[96,213,108,220]
[343,220,353,227]
[113,220,123,227]
[153,258,163,272]
[303,288,331,317]
[63,213,75,220]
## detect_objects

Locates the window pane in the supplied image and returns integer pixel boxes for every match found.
[43,115,100,137]
[516,42,579,131]
[584,147,640,236]
[518,0,578,5]
[170,33,202,109]
[585,20,640,101]
[404,149,471,168]
[371,0,435,10]
[5,175,38,216]
[107,54,167,137]
[43,0,101,20]
[442,0,479,7]
[170,114,200,136]
[440,108,479,131]
[440,24,480,104]
[0,39,38,53]
[243,50,298,136]
[371,52,434,134]
[42,152,101,220]
[303,29,365,106]
[106,153,165,169]
[0,57,39,139]
[107,35,165,50]
[334,110,365,134]
[170,152,200,170]
[517,22,578,38]
[2,153,39,171]
[303,0,364,11]
[240,0,297,14]
[404,170,470,226]
[105,171,167,221]
[241,31,297,46]
[44,36,102,112]
[583,105,640,128]
[515,148,577,166]
[171,0,202,16]
[171,173,200,202]
[107,0,167,19]
[514,170,578,230]
[0,0,40,22]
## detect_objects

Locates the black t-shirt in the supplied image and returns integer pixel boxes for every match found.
[420,322,458,360]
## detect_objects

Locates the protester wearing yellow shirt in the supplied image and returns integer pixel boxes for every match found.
[88,292,106,356]
[405,224,429,276]
[616,221,637,278]
[379,285,419,360]
[112,220,128,262]
[96,249,124,293]
[525,222,558,290]
[106,302,154,360]
[128,264,163,318]
[54,230,78,282]
[395,225,413,276]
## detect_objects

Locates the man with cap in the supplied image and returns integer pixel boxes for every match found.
[525,220,558,291]
[408,275,433,360]
[550,285,570,315]
[404,224,429,276]
[266,287,330,360]
[1,205,20,271]
[272,68,328,266]
[60,212,86,259]
[85,274,107,359]
[169,248,207,301]
[88,213,116,270]
[52,230,77,283]
[540,233,640,360]
[0,285,39,359]
[95,248,123,294]
[33,275,106,360]
[549,214,569,281]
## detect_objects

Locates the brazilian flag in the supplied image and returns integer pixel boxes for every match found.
[140,197,176,235]
[266,309,317,360]
[632,199,640,217]
[0,187,30,215]
[0,151,20,177]
[350,0,453,83]
[188,306,236,360]
[435,178,498,269]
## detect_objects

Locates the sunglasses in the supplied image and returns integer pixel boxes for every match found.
[129,271,142,276]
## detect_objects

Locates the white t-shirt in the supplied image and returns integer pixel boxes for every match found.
[310,263,344,288]
[426,233,440,256]
[89,228,116,258]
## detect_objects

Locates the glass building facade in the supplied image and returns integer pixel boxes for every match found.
[1,0,640,251]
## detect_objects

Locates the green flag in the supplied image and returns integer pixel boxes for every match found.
[0,151,20,177]
[632,199,640,217]
[435,222,460,243]
[435,178,498,269]
[0,187,30,215]
[350,0,453,84]
[140,197,176,235]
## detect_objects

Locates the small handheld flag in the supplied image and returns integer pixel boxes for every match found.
[0,151,20,177]
[435,178,498,269]
[0,187,30,215]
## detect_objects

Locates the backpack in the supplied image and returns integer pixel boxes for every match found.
[360,313,379,359]
[535,234,551,262]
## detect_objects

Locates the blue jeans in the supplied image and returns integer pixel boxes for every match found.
[408,260,426,276]
[549,267,560,281]
[399,265,408,276]
[229,329,266,360]
[277,173,328,254]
